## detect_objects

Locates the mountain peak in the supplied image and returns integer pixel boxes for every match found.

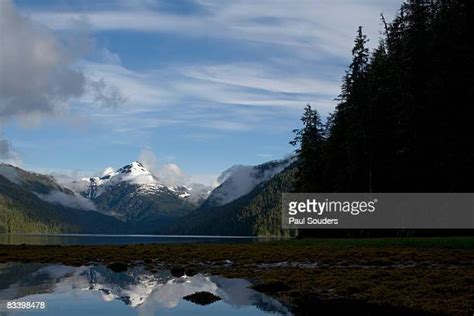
[68,161,211,206]
[114,161,150,177]
[98,161,155,186]
[70,161,161,199]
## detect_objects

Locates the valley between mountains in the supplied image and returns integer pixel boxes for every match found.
[0,159,295,236]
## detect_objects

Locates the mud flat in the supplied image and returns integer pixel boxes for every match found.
[1,237,473,315]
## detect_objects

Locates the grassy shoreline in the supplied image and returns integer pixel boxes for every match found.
[1,237,473,315]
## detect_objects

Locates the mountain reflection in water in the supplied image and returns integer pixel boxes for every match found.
[0,263,290,315]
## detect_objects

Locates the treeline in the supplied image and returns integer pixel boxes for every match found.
[292,0,474,194]
[0,191,77,234]
[0,175,130,234]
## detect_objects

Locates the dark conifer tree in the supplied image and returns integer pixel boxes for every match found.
[290,104,325,192]
[325,26,370,192]
[293,0,474,237]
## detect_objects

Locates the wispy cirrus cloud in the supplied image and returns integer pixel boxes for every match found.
[80,62,172,109]
[181,63,340,95]
[6,0,402,178]
[87,61,333,103]
[17,0,400,136]
[72,59,333,136]
[30,0,399,58]
[81,61,327,109]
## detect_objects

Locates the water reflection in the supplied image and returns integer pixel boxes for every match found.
[0,263,290,315]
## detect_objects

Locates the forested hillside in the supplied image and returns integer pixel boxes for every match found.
[292,0,474,193]
[0,175,129,234]
[167,165,298,236]
[166,1,474,237]
[2,0,471,237]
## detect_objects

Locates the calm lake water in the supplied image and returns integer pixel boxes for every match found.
[0,262,291,315]
[0,234,277,246]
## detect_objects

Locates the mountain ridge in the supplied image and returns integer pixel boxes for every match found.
[66,161,211,233]
[0,173,129,234]
[0,158,295,235]
[166,160,298,236]
[202,157,294,208]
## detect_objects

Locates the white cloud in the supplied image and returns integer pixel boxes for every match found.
[31,10,204,33]
[0,0,125,125]
[38,168,100,184]
[14,0,399,136]
[30,0,400,58]
[160,163,188,187]
[101,167,115,176]
[198,120,252,131]
[80,60,333,110]
[138,147,160,174]
[100,47,122,65]
[257,153,272,159]
[35,190,97,211]
[138,147,189,187]
[209,158,293,205]
[0,0,85,123]
[81,62,171,107]
[181,63,340,95]
[70,60,327,135]
[189,173,219,188]
[0,139,21,166]
[88,78,128,108]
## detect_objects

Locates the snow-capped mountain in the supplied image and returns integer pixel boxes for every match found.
[203,157,294,207]
[69,161,165,199]
[70,161,210,204]
[67,161,211,233]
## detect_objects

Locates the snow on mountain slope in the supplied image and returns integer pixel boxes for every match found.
[204,157,294,207]
[68,161,211,206]
[69,161,166,199]
[101,161,158,186]
[170,183,212,205]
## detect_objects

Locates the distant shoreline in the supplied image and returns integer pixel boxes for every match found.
[0,233,271,238]
[0,233,287,246]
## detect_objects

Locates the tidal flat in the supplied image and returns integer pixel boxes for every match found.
[1,237,474,315]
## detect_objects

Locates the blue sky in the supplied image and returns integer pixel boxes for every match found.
[0,0,402,185]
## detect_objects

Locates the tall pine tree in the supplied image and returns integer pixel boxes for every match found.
[290,104,325,192]
[325,26,370,192]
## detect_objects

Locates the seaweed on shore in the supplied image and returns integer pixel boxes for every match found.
[0,239,473,315]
